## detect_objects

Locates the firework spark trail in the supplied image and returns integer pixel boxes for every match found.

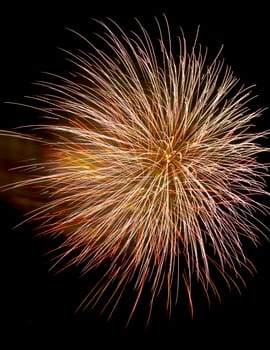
[1,16,269,323]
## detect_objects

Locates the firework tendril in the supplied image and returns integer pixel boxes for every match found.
[1,17,269,324]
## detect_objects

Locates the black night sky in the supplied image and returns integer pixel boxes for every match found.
[1,1,269,347]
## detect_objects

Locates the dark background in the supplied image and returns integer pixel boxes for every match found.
[1,1,269,347]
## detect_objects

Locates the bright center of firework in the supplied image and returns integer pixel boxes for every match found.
[165,153,172,162]
[162,148,179,169]
[151,146,182,189]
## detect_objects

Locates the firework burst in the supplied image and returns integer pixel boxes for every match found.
[1,17,269,324]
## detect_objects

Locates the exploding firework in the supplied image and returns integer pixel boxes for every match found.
[1,17,269,324]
